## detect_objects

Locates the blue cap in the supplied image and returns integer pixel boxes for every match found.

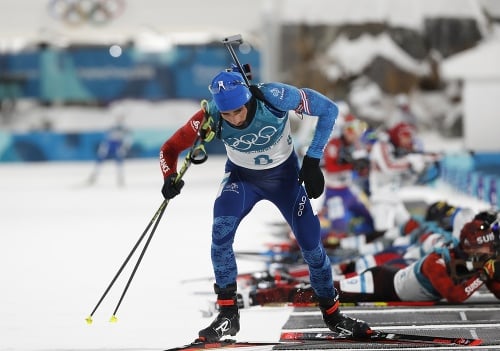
[209,71,252,112]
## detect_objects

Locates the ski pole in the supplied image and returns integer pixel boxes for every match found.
[109,199,167,322]
[108,139,207,322]
[85,200,168,325]
[86,137,208,324]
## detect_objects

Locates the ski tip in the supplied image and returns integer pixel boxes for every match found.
[109,315,118,323]
[85,316,93,325]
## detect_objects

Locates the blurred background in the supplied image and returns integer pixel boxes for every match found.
[0,0,499,206]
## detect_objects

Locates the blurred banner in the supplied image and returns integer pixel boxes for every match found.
[441,152,500,210]
[0,129,226,162]
[0,43,260,104]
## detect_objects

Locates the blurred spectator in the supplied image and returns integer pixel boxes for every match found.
[87,115,131,187]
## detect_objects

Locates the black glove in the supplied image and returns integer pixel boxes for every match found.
[161,173,184,199]
[298,155,324,199]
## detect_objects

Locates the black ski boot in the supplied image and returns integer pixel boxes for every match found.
[319,296,372,338]
[198,283,240,342]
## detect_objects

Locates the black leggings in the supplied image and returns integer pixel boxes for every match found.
[335,265,401,302]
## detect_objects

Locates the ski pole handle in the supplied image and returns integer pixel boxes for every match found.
[175,139,207,184]
[222,34,243,45]
[189,143,208,165]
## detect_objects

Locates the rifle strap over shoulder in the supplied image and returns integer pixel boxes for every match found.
[249,84,284,113]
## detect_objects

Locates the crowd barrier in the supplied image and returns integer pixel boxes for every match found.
[440,152,500,209]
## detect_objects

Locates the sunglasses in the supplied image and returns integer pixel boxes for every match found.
[208,80,246,94]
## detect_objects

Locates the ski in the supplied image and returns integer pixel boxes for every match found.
[280,330,483,346]
[164,339,281,351]
[165,329,483,351]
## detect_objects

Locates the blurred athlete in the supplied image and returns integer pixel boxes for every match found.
[88,115,131,186]
[336,217,500,303]
[246,215,500,306]
[368,122,438,236]
[320,114,374,236]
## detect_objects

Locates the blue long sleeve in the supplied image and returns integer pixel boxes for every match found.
[260,83,338,159]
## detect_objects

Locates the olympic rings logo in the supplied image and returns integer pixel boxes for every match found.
[226,126,278,151]
[48,0,126,26]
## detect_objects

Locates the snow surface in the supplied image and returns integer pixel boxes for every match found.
[0,156,292,351]
[1,149,492,351]
[5,99,201,133]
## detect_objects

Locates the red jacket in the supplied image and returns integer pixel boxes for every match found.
[159,110,205,178]
[421,251,500,303]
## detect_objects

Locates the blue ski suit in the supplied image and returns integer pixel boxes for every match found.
[207,82,338,300]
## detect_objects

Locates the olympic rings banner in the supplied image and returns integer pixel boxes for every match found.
[48,0,126,26]
[0,43,261,104]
